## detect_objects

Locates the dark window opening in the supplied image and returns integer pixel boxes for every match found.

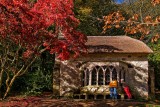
[102,65,108,71]
[92,68,97,85]
[123,71,125,82]
[82,71,85,86]
[105,69,110,85]
[112,68,117,80]
[98,69,103,85]
[86,70,89,86]
[128,64,133,68]
[109,65,114,70]
[122,58,126,60]
[119,70,121,85]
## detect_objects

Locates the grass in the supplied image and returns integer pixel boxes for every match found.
[146,104,160,107]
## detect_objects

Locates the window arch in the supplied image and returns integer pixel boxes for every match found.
[83,68,89,86]
[91,67,97,85]
[105,68,110,85]
[98,68,103,85]
[119,67,126,84]
[109,65,114,71]
[112,68,117,80]
[82,70,85,86]
[86,69,89,85]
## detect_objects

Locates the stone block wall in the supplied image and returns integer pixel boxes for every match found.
[53,64,60,97]
[125,65,149,99]
[59,61,82,96]
[53,53,149,98]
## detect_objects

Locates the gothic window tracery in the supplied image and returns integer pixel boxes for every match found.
[82,64,120,86]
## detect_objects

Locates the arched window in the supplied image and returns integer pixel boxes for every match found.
[105,68,110,85]
[112,68,117,80]
[120,67,126,82]
[82,70,85,86]
[109,65,114,71]
[98,68,103,85]
[83,68,89,86]
[82,64,118,86]
[91,67,97,85]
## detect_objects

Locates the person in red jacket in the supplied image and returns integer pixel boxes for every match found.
[122,82,132,99]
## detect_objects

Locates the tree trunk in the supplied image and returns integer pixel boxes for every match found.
[2,56,37,99]
[0,69,4,98]
[149,67,155,96]
[3,75,17,99]
[0,69,4,89]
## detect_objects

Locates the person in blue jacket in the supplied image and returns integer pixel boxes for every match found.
[109,78,118,99]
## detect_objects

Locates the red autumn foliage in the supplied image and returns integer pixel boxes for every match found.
[0,0,87,60]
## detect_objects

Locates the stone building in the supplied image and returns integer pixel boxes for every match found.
[53,36,153,99]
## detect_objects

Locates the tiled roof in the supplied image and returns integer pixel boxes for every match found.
[86,36,153,54]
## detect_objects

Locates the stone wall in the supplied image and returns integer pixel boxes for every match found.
[53,53,149,98]
[59,61,82,96]
[53,63,60,97]
[125,64,149,99]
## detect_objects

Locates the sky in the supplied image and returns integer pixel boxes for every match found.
[115,0,124,4]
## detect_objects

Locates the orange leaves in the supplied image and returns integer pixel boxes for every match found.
[155,16,160,22]
[102,11,125,33]
[132,14,139,21]
[102,9,160,42]
[125,15,151,36]
[143,16,160,26]
[115,24,120,28]
[152,33,160,42]
[102,0,160,43]
[152,0,160,6]
[144,16,152,23]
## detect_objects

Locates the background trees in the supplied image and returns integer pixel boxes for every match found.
[102,0,160,91]
[74,0,125,35]
[122,1,160,92]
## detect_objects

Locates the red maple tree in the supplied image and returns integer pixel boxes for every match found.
[0,0,87,60]
[0,0,87,99]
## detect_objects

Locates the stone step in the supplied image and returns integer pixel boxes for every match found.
[73,94,131,100]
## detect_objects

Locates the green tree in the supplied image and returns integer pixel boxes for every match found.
[74,0,122,35]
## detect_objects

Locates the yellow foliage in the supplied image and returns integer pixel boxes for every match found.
[79,7,92,15]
